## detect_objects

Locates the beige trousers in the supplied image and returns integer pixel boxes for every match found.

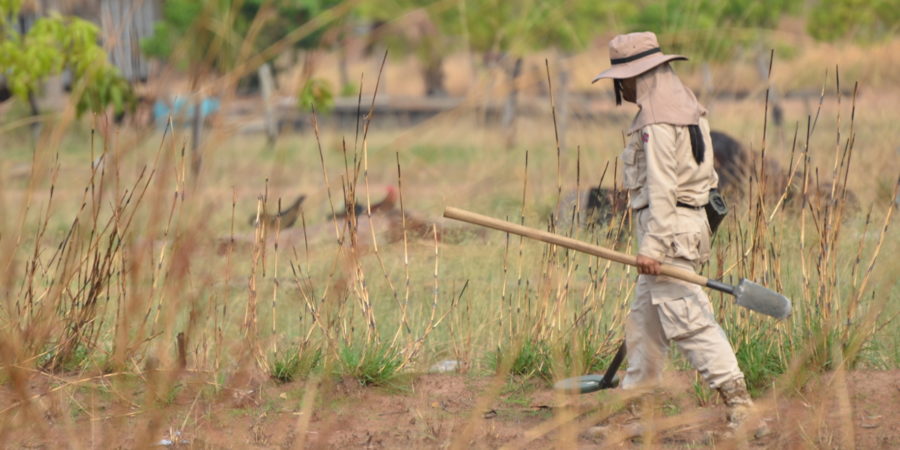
[622,209,744,390]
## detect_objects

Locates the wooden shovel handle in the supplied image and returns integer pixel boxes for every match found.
[443,207,709,287]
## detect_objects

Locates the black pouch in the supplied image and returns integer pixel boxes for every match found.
[705,189,728,235]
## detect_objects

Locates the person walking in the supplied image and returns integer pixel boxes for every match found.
[589,31,766,440]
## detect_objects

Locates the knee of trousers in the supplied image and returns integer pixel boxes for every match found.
[673,324,743,389]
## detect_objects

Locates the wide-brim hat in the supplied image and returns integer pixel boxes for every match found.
[591,32,687,83]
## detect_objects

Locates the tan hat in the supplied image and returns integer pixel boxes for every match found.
[591,32,687,83]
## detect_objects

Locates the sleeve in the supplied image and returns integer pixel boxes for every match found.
[638,124,678,260]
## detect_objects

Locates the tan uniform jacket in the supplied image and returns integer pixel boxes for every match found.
[622,117,718,262]
[618,106,745,390]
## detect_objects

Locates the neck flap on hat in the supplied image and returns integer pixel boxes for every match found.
[628,63,707,135]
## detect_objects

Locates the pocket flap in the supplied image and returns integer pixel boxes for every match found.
[646,278,698,304]
[621,144,636,164]
[656,292,716,340]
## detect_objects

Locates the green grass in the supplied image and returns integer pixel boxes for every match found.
[337,343,404,387]
[733,337,785,396]
[269,347,322,383]
[489,339,554,380]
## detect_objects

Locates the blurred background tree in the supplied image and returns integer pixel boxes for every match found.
[4,0,895,128]
[141,0,342,87]
[807,0,900,41]
[626,0,802,61]
[356,0,454,97]
[0,0,134,118]
[142,0,346,116]
[137,0,900,99]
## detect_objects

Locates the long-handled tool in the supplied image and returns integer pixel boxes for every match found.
[443,207,792,320]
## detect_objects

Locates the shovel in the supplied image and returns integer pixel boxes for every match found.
[553,342,626,394]
[443,207,792,320]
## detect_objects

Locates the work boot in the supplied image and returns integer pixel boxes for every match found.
[717,378,769,439]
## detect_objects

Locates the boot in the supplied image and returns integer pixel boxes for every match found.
[717,378,769,439]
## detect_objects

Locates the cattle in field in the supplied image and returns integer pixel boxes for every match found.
[554,185,631,237]
[710,130,791,201]
[710,131,857,212]
[565,130,857,230]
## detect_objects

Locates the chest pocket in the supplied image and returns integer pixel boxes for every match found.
[622,140,646,190]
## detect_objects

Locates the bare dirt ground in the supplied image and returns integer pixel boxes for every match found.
[0,369,897,448]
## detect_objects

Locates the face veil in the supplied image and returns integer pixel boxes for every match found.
[614,79,623,106]
[628,63,707,136]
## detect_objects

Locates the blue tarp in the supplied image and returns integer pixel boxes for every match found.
[153,97,221,127]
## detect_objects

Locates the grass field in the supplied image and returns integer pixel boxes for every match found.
[1,42,898,447]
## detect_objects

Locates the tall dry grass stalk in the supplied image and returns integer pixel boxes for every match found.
[0,3,896,445]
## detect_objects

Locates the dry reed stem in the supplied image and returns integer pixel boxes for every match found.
[271,198,282,357]
[545,59,563,217]
[513,151,529,334]
[313,111,341,242]
[389,152,413,348]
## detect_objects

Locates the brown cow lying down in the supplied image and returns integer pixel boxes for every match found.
[710,131,857,212]
[560,130,857,229]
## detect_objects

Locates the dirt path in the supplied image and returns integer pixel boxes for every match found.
[1,370,897,448]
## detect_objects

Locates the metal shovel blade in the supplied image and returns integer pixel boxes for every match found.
[554,374,620,394]
[734,278,792,319]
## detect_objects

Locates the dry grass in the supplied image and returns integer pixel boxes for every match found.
[0,31,898,447]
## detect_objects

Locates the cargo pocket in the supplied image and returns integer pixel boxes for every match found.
[657,293,715,340]
[668,211,710,263]
[670,231,701,260]
[621,140,646,190]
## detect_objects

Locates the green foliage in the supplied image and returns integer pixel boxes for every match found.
[560,331,616,375]
[158,383,184,406]
[629,0,800,32]
[733,336,785,395]
[74,62,135,117]
[38,343,91,372]
[454,0,627,55]
[338,344,403,386]
[0,3,134,116]
[242,0,342,49]
[269,347,322,383]
[507,0,636,54]
[298,77,334,112]
[140,0,206,62]
[627,0,801,60]
[141,0,240,72]
[0,0,23,23]
[354,0,455,95]
[142,0,343,71]
[487,335,618,383]
[488,339,553,380]
[807,0,900,41]
[692,379,715,406]
[339,81,358,97]
[508,340,553,379]
[717,0,799,28]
